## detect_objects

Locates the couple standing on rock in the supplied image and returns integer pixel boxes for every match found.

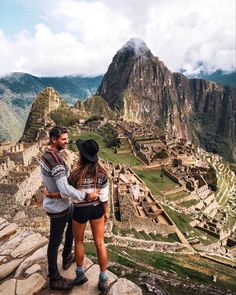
[40,125,109,292]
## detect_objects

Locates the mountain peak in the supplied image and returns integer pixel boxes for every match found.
[119,38,150,57]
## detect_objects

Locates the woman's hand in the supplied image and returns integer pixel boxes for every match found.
[104,212,109,222]
[89,188,99,201]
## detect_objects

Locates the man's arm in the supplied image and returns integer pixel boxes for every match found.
[41,154,97,201]
[44,180,98,201]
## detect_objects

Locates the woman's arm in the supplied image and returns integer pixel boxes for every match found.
[98,182,109,202]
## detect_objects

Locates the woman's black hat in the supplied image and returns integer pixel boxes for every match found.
[75,139,99,163]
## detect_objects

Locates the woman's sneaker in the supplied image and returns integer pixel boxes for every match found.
[98,277,108,292]
[74,272,88,286]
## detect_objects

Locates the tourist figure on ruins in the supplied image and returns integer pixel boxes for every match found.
[69,139,109,292]
[40,125,98,291]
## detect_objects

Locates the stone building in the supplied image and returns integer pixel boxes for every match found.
[4,143,39,166]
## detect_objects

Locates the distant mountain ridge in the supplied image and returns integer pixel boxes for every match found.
[0,72,102,141]
[196,70,236,89]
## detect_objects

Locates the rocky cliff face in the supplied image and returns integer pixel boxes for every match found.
[21,87,63,142]
[97,38,236,162]
[74,95,116,119]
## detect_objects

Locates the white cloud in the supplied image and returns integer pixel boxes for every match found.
[0,0,235,76]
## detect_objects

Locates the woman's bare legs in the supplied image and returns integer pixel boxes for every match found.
[90,215,107,271]
[72,220,86,267]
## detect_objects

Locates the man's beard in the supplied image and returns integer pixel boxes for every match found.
[56,142,66,151]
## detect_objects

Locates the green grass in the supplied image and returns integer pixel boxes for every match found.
[123,248,236,290]
[179,199,200,208]
[133,168,178,195]
[162,205,219,245]
[166,191,189,201]
[69,130,142,166]
[149,232,180,243]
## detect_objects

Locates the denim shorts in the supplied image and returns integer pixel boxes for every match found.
[72,202,104,224]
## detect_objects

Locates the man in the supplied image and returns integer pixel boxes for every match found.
[40,125,97,290]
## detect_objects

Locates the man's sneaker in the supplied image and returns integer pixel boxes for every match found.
[49,272,74,290]
[62,253,76,270]
[98,278,109,292]
[74,272,88,286]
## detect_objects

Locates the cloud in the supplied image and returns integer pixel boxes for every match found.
[0,0,235,76]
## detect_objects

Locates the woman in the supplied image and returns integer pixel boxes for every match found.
[69,139,109,292]
[45,139,109,292]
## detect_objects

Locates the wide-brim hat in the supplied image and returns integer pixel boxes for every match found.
[75,139,99,163]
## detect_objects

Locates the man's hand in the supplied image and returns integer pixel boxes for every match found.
[89,188,99,201]
[44,187,61,198]
[44,187,50,197]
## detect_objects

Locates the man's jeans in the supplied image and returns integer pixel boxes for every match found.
[47,211,73,277]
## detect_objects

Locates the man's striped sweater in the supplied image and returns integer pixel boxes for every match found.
[40,148,85,214]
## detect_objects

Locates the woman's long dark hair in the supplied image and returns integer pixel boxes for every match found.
[68,153,107,189]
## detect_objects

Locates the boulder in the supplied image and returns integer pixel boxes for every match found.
[0,231,31,256]
[11,233,47,258]
[0,279,16,295]
[108,278,143,295]
[0,223,18,239]
[70,264,118,295]
[0,258,23,280]
[15,244,48,278]
[16,273,46,295]
[25,264,41,277]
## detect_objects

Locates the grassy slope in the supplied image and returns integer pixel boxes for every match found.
[69,130,142,166]
[85,242,236,293]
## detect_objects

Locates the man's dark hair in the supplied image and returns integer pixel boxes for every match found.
[49,125,68,144]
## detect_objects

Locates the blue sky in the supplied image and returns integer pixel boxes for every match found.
[0,0,235,77]
[0,1,45,36]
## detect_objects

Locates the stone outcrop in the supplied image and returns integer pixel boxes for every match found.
[21,87,63,142]
[97,38,236,162]
[74,95,116,119]
[108,278,143,295]
[0,218,143,295]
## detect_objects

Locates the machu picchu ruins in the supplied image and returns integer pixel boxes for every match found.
[1,110,236,294]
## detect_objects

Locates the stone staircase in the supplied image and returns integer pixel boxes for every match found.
[0,217,142,295]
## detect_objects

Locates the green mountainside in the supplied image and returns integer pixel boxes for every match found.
[0,73,102,141]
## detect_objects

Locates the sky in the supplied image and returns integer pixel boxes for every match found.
[0,0,235,77]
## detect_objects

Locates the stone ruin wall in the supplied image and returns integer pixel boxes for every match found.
[163,168,180,184]
[14,165,42,206]
[111,235,192,253]
[0,165,42,207]
[0,156,15,179]
[117,186,177,237]
[0,142,42,219]
[118,218,176,237]
[3,143,39,166]
[163,186,184,196]
[118,194,137,221]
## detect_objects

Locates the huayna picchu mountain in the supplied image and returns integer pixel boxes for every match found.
[21,87,65,142]
[97,38,236,162]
